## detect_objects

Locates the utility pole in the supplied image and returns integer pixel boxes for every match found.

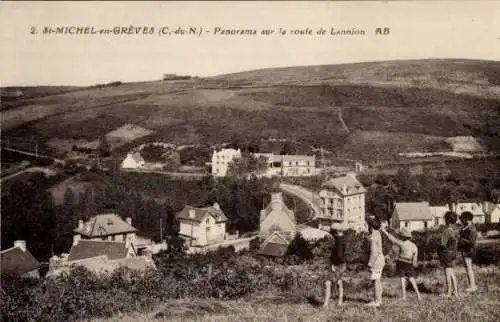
[160,218,163,243]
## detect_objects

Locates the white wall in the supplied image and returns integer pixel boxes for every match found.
[398,220,434,231]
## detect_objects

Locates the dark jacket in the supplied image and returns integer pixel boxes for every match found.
[330,235,346,265]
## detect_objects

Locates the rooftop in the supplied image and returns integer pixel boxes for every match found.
[1,245,40,276]
[394,202,433,221]
[73,214,137,238]
[322,174,366,196]
[177,203,229,223]
[67,240,130,261]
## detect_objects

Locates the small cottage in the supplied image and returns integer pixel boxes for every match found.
[391,202,434,231]
[484,202,500,223]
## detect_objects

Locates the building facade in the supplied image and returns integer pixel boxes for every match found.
[177,203,229,246]
[391,202,434,231]
[452,202,486,224]
[253,153,316,177]
[484,202,500,223]
[259,192,296,241]
[121,152,145,169]
[317,173,366,231]
[211,148,242,177]
[429,205,450,227]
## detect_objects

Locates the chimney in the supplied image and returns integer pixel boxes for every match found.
[271,192,283,211]
[73,234,81,246]
[452,203,457,212]
[213,202,220,211]
[189,209,196,218]
[342,184,347,194]
[14,240,26,252]
[126,217,132,226]
[78,219,83,230]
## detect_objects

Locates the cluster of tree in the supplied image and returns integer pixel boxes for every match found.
[226,153,269,177]
[140,144,169,163]
[178,145,211,166]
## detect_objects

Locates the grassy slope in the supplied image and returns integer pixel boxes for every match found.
[2,59,500,159]
[94,265,500,322]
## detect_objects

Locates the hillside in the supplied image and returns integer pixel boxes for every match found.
[2,59,500,161]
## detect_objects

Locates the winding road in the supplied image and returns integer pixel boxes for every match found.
[278,182,322,218]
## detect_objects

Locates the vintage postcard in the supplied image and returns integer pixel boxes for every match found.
[1,1,499,321]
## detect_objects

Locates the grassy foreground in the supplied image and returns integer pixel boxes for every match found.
[94,265,500,322]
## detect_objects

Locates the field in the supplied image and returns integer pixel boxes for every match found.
[2,59,500,161]
[94,265,500,322]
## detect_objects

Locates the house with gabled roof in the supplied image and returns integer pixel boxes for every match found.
[259,192,296,241]
[391,201,434,231]
[258,231,290,257]
[318,173,367,231]
[0,241,40,278]
[121,152,145,169]
[74,213,137,242]
[177,202,229,246]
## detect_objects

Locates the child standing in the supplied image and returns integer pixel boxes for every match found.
[323,223,348,307]
[366,217,385,307]
[458,211,478,292]
[381,226,422,301]
[438,211,459,297]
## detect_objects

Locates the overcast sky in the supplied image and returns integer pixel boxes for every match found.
[1,1,499,86]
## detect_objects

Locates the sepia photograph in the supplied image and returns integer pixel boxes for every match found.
[1,1,499,321]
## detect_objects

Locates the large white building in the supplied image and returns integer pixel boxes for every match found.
[253,153,316,177]
[317,173,367,231]
[211,148,241,177]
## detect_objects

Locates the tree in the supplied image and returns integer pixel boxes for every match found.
[97,136,111,157]
[227,153,268,177]
[280,141,296,155]
[285,232,313,264]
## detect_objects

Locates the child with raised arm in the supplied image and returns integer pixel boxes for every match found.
[458,211,478,292]
[323,223,348,308]
[380,226,422,301]
[366,217,385,307]
[438,211,460,297]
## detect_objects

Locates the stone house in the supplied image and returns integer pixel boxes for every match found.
[484,202,500,223]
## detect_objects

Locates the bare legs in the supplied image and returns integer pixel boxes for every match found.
[464,257,477,292]
[374,279,383,304]
[443,268,459,297]
[323,280,331,307]
[408,277,422,300]
[323,280,344,308]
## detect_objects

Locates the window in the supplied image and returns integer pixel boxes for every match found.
[307,161,310,166]
[295,161,299,166]
[424,222,428,228]
[405,222,409,228]
[206,218,210,224]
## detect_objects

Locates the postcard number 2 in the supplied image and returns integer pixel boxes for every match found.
[30,26,37,34]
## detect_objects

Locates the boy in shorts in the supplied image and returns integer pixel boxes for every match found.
[458,211,478,292]
[366,217,385,307]
[381,226,422,301]
[323,223,348,307]
[438,211,459,297]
